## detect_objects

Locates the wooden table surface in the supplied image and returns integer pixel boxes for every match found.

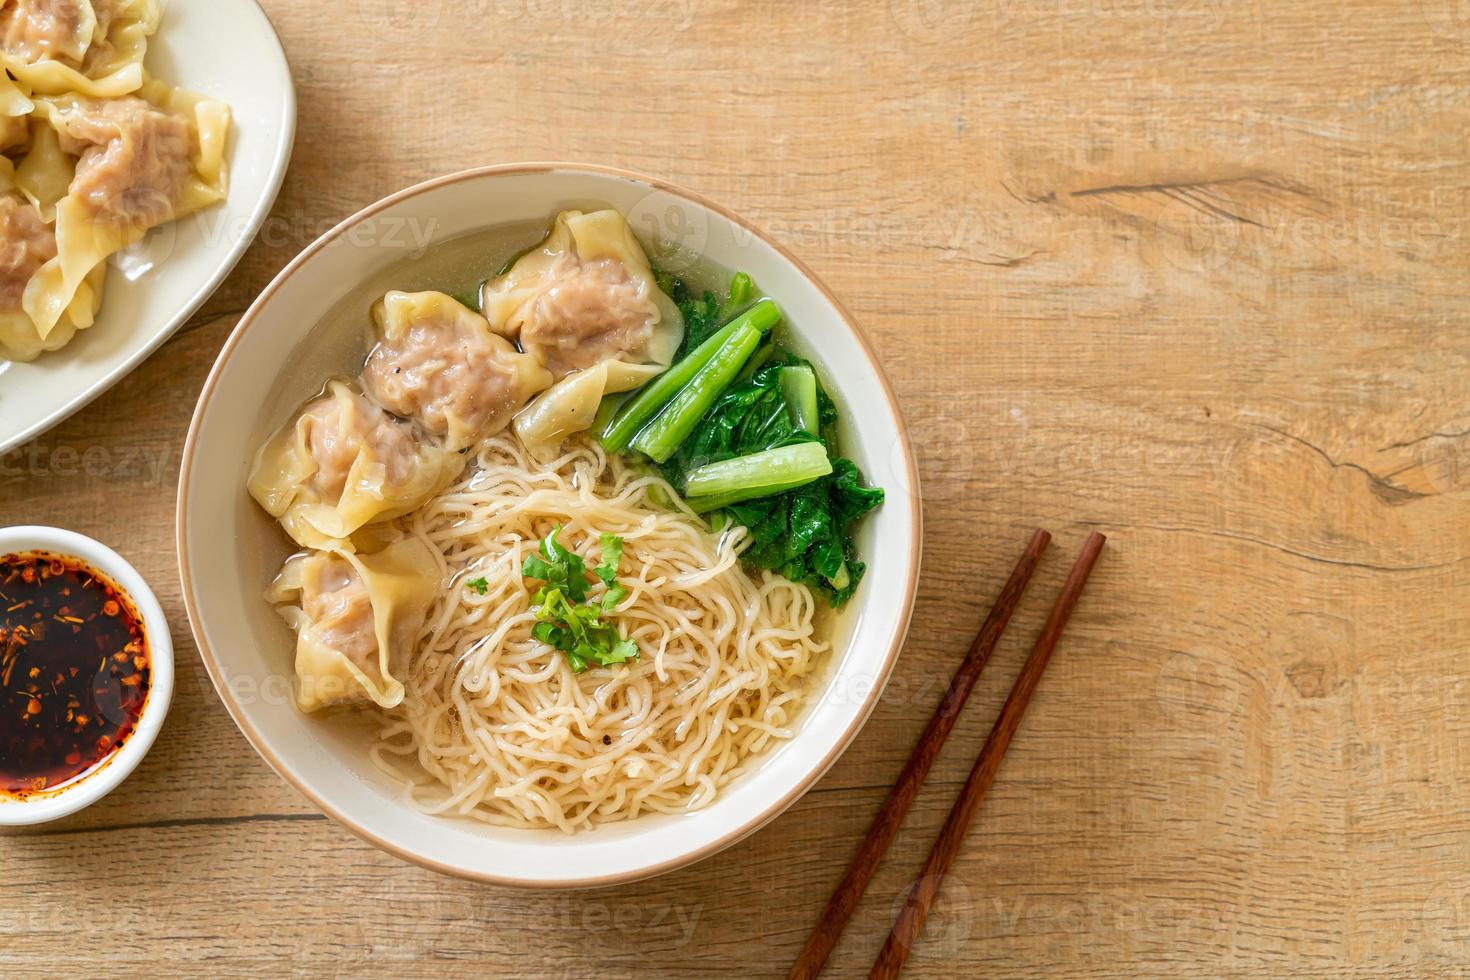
[4,1,1469,976]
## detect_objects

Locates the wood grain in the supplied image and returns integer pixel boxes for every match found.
[874,532,1105,979]
[792,528,1051,979]
[3,0,1469,976]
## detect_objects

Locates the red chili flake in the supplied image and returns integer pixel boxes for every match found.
[0,552,150,799]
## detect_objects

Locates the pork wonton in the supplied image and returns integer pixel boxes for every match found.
[481,209,685,460]
[268,537,440,713]
[1,0,159,98]
[482,209,683,378]
[247,380,461,551]
[22,77,229,337]
[362,290,553,451]
[0,186,101,359]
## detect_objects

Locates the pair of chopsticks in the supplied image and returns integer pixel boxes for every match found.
[789,529,1106,980]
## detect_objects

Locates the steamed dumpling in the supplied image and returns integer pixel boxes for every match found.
[0,189,53,301]
[50,91,190,225]
[0,0,96,64]
[481,209,683,378]
[481,210,685,460]
[22,78,229,336]
[0,188,102,360]
[72,0,156,85]
[1,0,159,97]
[0,117,110,360]
[247,379,461,550]
[267,537,439,713]
[362,290,553,451]
[0,190,54,356]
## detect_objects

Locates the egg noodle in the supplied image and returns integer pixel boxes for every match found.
[369,433,828,832]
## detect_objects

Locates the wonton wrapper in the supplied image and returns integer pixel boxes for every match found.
[0,188,103,361]
[22,76,229,337]
[268,537,440,713]
[0,70,32,151]
[0,72,30,154]
[247,379,462,551]
[484,209,685,459]
[2,0,159,98]
[364,290,553,451]
[13,119,72,221]
[0,70,31,116]
[0,0,97,66]
[481,209,683,376]
[0,259,103,360]
[0,110,26,153]
[513,359,662,463]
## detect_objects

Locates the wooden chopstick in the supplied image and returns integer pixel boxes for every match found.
[788,529,1053,980]
[869,531,1108,979]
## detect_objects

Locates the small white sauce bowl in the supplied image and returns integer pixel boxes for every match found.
[0,526,174,826]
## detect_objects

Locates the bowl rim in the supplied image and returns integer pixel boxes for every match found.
[0,525,175,826]
[176,162,922,887]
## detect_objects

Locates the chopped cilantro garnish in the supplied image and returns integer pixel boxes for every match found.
[466,576,489,596]
[521,527,637,672]
[594,533,627,612]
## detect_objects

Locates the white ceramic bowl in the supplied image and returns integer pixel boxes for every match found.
[0,0,296,454]
[0,526,174,826]
[177,164,920,887]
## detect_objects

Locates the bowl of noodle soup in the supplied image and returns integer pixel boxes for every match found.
[178,164,920,886]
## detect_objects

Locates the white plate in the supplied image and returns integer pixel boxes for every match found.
[0,0,296,454]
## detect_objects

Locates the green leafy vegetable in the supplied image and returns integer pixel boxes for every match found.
[722,457,882,606]
[684,443,833,512]
[659,356,824,489]
[661,360,883,605]
[598,299,781,453]
[725,272,754,312]
[630,323,764,463]
[657,271,724,357]
[737,339,779,382]
[466,576,489,596]
[617,269,885,607]
[779,365,820,434]
[521,527,637,671]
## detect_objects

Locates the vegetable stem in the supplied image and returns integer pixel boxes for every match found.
[592,391,631,437]
[599,299,781,453]
[630,324,765,463]
[738,339,778,381]
[725,272,754,313]
[780,366,820,434]
[683,443,833,511]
